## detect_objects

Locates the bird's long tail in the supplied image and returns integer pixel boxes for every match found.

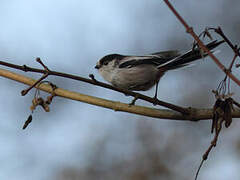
[158,40,224,70]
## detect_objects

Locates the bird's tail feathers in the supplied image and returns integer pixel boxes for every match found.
[157,40,224,70]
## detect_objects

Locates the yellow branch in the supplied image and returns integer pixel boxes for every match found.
[0,68,240,120]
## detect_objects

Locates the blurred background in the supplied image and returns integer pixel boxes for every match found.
[0,0,240,180]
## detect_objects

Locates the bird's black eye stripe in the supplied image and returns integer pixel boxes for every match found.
[103,61,109,65]
[99,59,110,66]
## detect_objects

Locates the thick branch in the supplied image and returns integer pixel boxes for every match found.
[1,68,240,120]
[0,60,189,114]
[163,0,240,86]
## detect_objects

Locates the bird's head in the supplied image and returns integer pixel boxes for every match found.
[95,54,125,83]
[95,54,123,70]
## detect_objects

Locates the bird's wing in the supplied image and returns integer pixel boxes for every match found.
[118,56,162,68]
[118,51,180,69]
[151,50,180,59]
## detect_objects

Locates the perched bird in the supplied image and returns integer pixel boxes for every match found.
[95,40,224,99]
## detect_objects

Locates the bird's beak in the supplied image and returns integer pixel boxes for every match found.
[95,64,100,69]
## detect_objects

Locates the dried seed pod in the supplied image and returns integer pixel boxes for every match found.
[43,104,50,112]
[227,97,235,111]
[40,102,50,112]
[211,114,217,134]
[22,115,32,130]
[212,99,224,133]
[37,97,44,105]
[30,105,35,111]
[32,97,39,106]
[46,95,54,105]
[213,99,223,111]
[31,97,41,111]
[224,98,233,128]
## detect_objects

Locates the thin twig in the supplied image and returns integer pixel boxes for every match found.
[163,0,240,86]
[220,54,238,89]
[36,57,50,71]
[195,159,204,180]
[21,73,49,96]
[2,68,240,120]
[0,60,190,114]
[233,100,240,109]
[195,118,223,180]
[21,58,50,96]
[206,27,239,72]
[214,27,240,58]
[228,54,238,72]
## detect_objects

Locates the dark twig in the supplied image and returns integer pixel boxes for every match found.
[233,100,240,109]
[21,73,48,96]
[36,57,50,71]
[218,53,238,94]
[228,52,238,71]
[21,58,50,96]
[205,27,239,72]
[89,74,97,83]
[195,159,204,180]
[163,0,240,86]
[0,60,190,114]
[195,117,224,180]
[213,27,240,58]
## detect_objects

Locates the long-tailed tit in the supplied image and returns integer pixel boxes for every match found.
[95,40,224,99]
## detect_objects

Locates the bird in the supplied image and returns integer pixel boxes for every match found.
[95,40,224,100]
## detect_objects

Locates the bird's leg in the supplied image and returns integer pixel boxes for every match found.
[129,94,139,106]
[153,81,159,105]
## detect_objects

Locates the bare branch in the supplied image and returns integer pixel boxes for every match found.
[163,0,240,86]
[0,60,189,114]
[1,68,240,120]
[213,27,240,58]
[21,73,48,96]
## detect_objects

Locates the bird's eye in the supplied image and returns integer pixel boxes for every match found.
[103,61,108,65]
